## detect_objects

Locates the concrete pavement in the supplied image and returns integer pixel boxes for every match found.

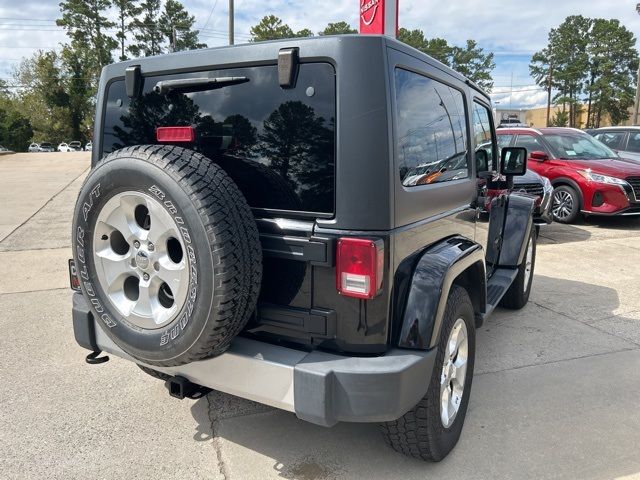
[1,152,640,479]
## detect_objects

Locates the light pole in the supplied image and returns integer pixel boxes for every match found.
[633,3,640,124]
[228,0,234,45]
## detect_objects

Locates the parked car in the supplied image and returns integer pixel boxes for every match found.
[69,36,537,462]
[588,126,640,164]
[58,142,73,152]
[69,141,82,151]
[39,142,54,152]
[477,141,553,225]
[84,141,92,151]
[497,127,640,223]
[29,142,54,152]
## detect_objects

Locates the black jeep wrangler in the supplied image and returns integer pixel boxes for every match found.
[70,35,535,461]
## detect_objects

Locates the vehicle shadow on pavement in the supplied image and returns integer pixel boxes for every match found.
[539,216,640,246]
[584,215,640,231]
[190,396,214,442]
[189,274,640,480]
[479,274,639,374]
[538,223,592,245]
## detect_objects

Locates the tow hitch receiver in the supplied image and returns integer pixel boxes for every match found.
[165,376,212,400]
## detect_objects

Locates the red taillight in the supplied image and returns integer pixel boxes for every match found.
[156,126,195,143]
[336,238,384,299]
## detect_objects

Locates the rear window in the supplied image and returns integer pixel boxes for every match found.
[102,63,336,215]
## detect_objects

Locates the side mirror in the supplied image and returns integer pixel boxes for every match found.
[500,147,527,176]
[530,150,549,161]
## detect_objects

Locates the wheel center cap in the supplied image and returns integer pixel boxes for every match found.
[135,251,150,270]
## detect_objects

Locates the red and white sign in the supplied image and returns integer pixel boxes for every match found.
[359,0,398,37]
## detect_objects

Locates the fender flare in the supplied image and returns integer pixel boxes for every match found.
[498,193,535,268]
[392,236,486,350]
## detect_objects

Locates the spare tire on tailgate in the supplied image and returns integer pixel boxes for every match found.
[72,145,262,366]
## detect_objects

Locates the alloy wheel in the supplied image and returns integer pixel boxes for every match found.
[523,237,533,292]
[552,190,574,221]
[92,191,189,330]
[440,318,469,428]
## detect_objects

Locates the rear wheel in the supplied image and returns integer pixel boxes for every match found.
[380,286,475,461]
[552,185,580,223]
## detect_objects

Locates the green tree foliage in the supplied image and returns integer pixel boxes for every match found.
[7,0,206,147]
[0,84,33,152]
[55,0,116,139]
[398,28,450,65]
[549,15,590,127]
[56,0,117,79]
[531,16,638,127]
[250,15,294,41]
[129,0,164,57]
[319,22,357,36]
[113,0,141,61]
[295,28,314,38]
[587,19,638,127]
[397,28,494,90]
[60,43,93,140]
[159,0,207,52]
[14,51,78,144]
[249,16,314,42]
[451,40,495,91]
[549,110,569,127]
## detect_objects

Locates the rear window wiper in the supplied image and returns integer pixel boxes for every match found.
[154,76,249,95]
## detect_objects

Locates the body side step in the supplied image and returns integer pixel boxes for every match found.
[483,267,518,319]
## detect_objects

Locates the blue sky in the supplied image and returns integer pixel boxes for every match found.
[1,0,639,109]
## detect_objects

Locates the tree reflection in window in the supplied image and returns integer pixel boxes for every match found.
[395,68,469,187]
[112,93,334,213]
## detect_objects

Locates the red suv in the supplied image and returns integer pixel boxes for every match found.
[497,127,640,223]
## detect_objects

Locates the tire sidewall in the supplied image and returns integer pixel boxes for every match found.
[72,156,215,364]
[522,228,536,300]
[553,185,580,223]
[428,288,476,455]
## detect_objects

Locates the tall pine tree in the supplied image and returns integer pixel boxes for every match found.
[397,28,494,90]
[250,16,313,41]
[57,0,117,78]
[531,15,638,127]
[159,0,206,52]
[129,0,164,57]
[113,0,141,61]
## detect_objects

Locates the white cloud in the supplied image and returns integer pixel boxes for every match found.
[491,87,548,110]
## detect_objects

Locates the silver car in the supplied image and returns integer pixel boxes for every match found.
[590,126,640,164]
[39,142,55,152]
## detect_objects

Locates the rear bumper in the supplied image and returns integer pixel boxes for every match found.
[72,293,436,427]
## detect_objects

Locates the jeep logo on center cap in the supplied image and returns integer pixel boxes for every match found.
[135,251,150,270]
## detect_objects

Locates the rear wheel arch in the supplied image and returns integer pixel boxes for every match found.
[392,237,485,350]
[451,261,486,328]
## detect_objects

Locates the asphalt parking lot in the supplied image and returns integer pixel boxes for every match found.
[1,152,640,480]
